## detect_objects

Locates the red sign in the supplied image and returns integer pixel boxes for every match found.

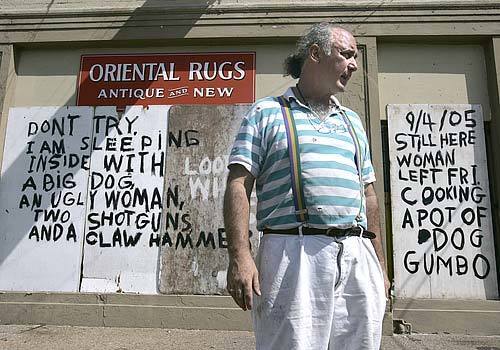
[77,52,255,106]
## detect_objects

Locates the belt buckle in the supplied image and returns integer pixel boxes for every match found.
[325,227,338,237]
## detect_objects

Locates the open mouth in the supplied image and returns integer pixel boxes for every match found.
[340,72,350,86]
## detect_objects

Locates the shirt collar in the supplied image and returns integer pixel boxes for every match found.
[282,86,345,111]
[282,87,300,103]
[329,94,343,110]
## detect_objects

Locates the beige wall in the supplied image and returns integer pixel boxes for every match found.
[378,44,491,121]
[9,45,295,109]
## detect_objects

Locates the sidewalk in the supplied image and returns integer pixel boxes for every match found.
[0,325,499,350]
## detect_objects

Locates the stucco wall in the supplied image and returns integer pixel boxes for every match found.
[378,44,491,121]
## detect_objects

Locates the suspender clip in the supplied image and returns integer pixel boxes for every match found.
[295,209,309,222]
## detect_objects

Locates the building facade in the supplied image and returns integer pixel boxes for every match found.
[0,0,499,334]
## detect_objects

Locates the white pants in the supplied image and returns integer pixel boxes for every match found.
[252,234,386,350]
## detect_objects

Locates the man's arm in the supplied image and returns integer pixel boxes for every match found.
[365,183,390,298]
[223,164,261,311]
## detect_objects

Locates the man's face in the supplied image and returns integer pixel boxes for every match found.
[317,29,358,95]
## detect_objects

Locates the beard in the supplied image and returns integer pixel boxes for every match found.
[308,101,333,120]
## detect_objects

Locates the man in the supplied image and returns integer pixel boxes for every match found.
[224,22,390,350]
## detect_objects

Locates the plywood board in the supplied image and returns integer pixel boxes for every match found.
[0,106,93,291]
[388,104,498,299]
[80,105,169,294]
[159,104,258,294]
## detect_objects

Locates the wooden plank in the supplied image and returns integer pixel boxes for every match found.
[388,104,498,299]
[80,105,168,294]
[159,104,256,294]
[0,106,93,291]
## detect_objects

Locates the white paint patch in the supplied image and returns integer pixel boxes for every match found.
[216,270,227,290]
[191,258,199,277]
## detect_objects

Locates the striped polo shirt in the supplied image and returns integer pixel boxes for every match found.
[228,87,375,230]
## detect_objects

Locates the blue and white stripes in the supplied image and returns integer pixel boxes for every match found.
[229,88,375,230]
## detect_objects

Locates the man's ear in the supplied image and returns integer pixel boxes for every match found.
[308,44,321,63]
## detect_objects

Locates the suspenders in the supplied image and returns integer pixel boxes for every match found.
[332,97,366,223]
[277,95,309,223]
[276,94,365,225]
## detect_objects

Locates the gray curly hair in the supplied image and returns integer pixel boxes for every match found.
[284,22,335,79]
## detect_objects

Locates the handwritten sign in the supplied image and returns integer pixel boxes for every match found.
[159,104,258,294]
[77,53,255,106]
[0,105,258,295]
[0,107,93,292]
[80,106,168,293]
[388,104,498,299]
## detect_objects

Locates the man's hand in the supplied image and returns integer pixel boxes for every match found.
[365,183,391,299]
[382,268,390,299]
[223,164,259,310]
[227,253,261,311]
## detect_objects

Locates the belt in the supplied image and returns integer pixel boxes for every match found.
[263,226,375,239]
